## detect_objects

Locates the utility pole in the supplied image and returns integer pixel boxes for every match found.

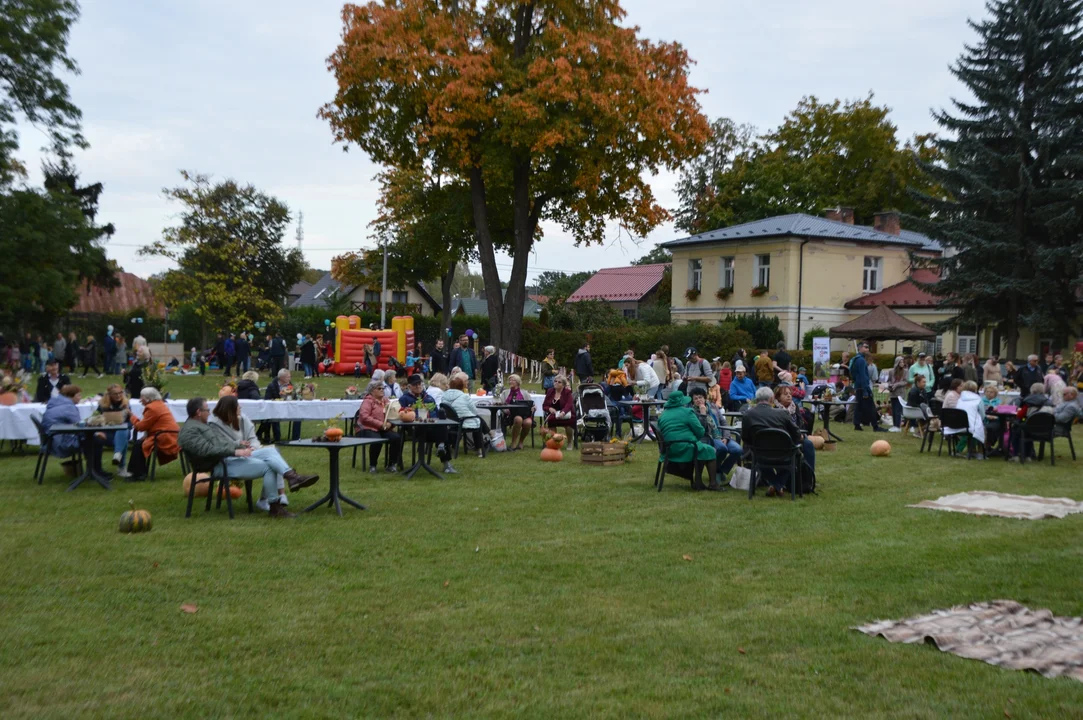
[380,240,389,330]
[295,211,304,253]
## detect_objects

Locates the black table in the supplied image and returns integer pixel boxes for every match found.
[389,419,460,480]
[49,423,129,491]
[280,437,387,516]
[808,400,851,442]
[479,403,523,432]
[618,399,665,443]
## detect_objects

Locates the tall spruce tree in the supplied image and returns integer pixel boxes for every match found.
[911,0,1083,358]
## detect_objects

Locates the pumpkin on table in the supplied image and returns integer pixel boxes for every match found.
[398,408,416,423]
[119,500,152,533]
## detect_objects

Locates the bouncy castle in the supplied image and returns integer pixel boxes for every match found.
[327,315,416,375]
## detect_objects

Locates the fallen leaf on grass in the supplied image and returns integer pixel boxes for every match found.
[1004,712,1011,719]
[724,688,731,694]
[152,562,159,568]
[180,604,198,614]
[682,554,693,562]
[443,580,450,588]
[737,648,746,655]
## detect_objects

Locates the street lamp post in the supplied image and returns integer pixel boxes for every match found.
[380,241,388,330]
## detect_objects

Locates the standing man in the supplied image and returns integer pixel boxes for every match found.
[212,333,226,374]
[851,341,886,432]
[573,341,594,386]
[682,347,714,395]
[449,334,477,389]
[754,349,774,387]
[103,328,116,375]
[1016,354,1044,393]
[53,333,67,372]
[269,332,286,376]
[235,332,251,373]
[838,351,851,380]
[34,359,70,403]
[773,341,791,374]
[223,333,236,377]
[430,338,449,375]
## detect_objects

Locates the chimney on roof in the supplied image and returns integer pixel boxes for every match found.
[825,206,855,225]
[873,211,901,236]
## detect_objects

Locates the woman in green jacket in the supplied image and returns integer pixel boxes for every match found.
[657,390,720,491]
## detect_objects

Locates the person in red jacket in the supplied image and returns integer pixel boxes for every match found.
[354,382,401,472]
[715,360,732,392]
[542,375,576,430]
[128,386,180,480]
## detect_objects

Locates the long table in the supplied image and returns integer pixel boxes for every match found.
[0,394,547,443]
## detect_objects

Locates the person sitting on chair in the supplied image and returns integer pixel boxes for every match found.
[657,390,720,491]
[179,397,295,519]
[355,381,403,472]
[127,387,179,480]
[543,374,576,431]
[41,384,83,473]
[741,387,816,498]
[442,372,489,459]
[209,395,319,512]
[727,362,756,408]
[689,387,741,486]
[235,370,261,400]
[94,384,132,476]
[400,373,455,472]
[498,373,535,451]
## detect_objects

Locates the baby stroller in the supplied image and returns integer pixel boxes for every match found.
[577,383,612,442]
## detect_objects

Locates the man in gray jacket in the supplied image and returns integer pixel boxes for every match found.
[178,397,295,518]
[682,347,714,395]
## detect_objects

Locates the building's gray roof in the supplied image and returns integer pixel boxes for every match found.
[452,294,541,317]
[661,214,942,252]
[291,273,348,308]
[291,273,442,311]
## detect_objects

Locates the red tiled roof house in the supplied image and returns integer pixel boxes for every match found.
[567,263,670,319]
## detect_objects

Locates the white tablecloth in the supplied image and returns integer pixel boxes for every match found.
[0,394,547,442]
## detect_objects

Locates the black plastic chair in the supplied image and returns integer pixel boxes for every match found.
[746,428,801,500]
[1054,420,1077,461]
[652,422,702,492]
[148,429,187,480]
[182,452,254,519]
[919,402,942,454]
[442,404,487,458]
[31,415,82,484]
[938,408,977,458]
[502,400,537,448]
[1020,413,1057,466]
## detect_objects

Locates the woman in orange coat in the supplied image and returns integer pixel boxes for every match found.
[129,386,180,479]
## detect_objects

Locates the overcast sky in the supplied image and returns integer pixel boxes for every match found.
[16,0,986,283]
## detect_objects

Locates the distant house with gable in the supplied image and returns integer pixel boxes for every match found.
[566,263,670,319]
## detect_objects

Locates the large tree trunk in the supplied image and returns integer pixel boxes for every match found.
[440,260,456,333]
[469,168,507,348]
[1004,293,1019,361]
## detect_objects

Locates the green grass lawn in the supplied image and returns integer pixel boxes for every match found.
[1,370,1081,717]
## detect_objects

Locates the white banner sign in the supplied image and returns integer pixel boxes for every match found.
[812,336,830,366]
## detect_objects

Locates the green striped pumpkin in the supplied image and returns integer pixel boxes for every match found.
[119,500,152,533]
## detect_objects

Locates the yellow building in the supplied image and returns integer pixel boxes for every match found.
[663,208,1083,357]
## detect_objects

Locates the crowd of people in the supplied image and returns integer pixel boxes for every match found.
[1,329,141,379]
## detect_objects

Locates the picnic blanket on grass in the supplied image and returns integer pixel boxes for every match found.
[909,491,1083,520]
[855,600,1083,683]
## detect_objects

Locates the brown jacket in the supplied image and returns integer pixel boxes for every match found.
[134,400,180,461]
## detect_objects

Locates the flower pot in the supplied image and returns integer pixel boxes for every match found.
[0,392,16,406]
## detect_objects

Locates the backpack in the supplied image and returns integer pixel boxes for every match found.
[798,459,817,495]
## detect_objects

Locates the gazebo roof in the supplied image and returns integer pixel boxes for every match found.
[830,304,937,341]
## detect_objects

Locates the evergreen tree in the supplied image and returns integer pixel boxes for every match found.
[911,0,1083,358]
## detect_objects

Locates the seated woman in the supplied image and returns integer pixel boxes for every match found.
[355,381,403,472]
[95,384,132,476]
[41,384,83,471]
[209,395,318,510]
[542,374,575,431]
[427,372,448,409]
[382,370,403,400]
[689,387,741,485]
[657,390,719,491]
[775,383,813,432]
[942,378,964,409]
[128,386,180,480]
[498,373,534,451]
[235,370,261,400]
[442,372,489,458]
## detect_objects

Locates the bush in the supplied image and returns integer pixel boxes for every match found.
[733,311,783,348]
[802,325,829,351]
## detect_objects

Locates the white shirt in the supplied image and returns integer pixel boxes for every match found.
[427,386,444,407]
[635,363,660,391]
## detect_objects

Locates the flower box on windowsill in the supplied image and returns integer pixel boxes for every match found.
[715,287,733,301]
[750,285,769,297]
[685,288,701,301]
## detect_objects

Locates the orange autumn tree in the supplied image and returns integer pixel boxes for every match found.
[320,0,709,351]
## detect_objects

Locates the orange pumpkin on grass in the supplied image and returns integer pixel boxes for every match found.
[540,447,563,462]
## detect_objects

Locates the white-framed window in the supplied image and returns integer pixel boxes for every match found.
[754,254,770,288]
[957,334,977,355]
[863,256,883,292]
[720,256,735,290]
[689,259,702,292]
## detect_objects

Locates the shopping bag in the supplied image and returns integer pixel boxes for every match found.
[729,466,751,490]
[489,430,507,452]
